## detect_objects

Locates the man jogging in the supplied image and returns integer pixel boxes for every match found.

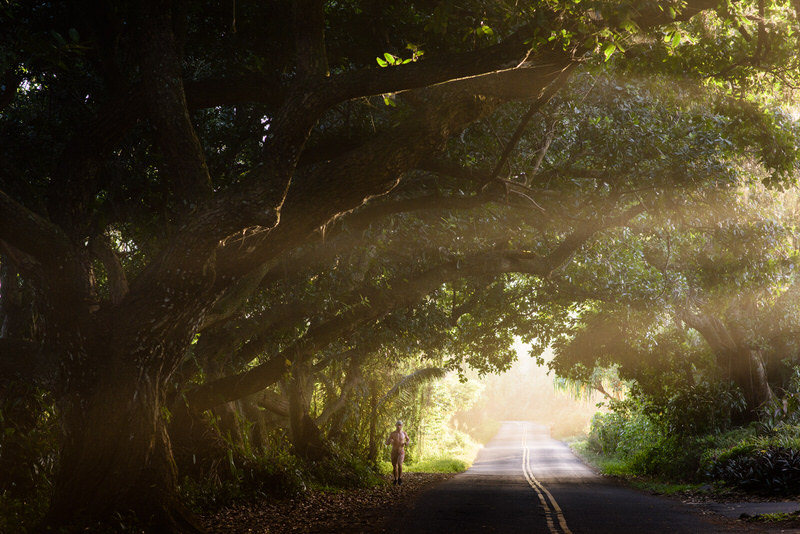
[386,420,410,485]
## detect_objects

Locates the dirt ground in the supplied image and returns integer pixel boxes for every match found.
[201,473,453,534]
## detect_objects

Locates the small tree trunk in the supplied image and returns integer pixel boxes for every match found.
[287,362,327,460]
[367,388,380,463]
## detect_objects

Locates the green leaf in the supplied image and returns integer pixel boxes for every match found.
[51,30,66,46]
[603,43,617,62]
[376,56,388,67]
[477,25,493,37]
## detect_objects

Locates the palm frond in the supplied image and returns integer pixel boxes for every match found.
[375,367,446,413]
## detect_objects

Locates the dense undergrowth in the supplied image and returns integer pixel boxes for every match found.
[1,408,476,533]
[574,383,800,497]
[0,367,484,532]
[179,427,476,516]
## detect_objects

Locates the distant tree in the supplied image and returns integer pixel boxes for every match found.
[548,182,800,420]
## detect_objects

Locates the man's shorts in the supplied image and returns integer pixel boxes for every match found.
[391,449,405,465]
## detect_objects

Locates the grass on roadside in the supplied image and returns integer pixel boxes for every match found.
[378,455,471,475]
[569,439,631,476]
[748,511,800,522]
[568,438,707,495]
[404,457,470,473]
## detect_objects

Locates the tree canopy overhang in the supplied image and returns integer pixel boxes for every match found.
[2,0,800,531]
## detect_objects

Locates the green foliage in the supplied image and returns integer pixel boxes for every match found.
[304,448,384,490]
[748,511,800,523]
[585,376,800,490]
[181,448,307,512]
[587,407,665,464]
[644,381,747,436]
[585,389,742,479]
[0,387,59,534]
[372,371,482,468]
[709,447,800,495]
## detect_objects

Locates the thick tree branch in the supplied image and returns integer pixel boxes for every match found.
[136,0,213,207]
[0,189,74,267]
[213,89,498,282]
[210,51,577,285]
[316,371,361,427]
[186,205,643,410]
[293,0,328,79]
[679,309,738,354]
[89,235,129,305]
[256,390,289,417]
[258,21,558,213]
[485,67,572,187]
[184,75,286,110]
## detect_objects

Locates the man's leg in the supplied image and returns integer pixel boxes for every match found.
[397,452,404,484]
[391,451,399,483]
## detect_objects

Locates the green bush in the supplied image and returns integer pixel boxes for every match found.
[304,449,383,490]
[651,381,745,436]
[709,447,800,495]
[0,387,60,534]
[181,450,307,512]
[587,408,659,459]
[586,400,717,479]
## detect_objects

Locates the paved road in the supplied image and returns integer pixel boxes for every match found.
[391,421,753,533]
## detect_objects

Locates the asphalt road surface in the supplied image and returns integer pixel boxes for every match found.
[390,421,750,533]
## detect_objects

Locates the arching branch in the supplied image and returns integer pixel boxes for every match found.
[186,204,643,410]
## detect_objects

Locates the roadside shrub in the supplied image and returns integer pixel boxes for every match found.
[702,424,800,494]
[587,405,659,458]
[586,399,716,479]
[304,448,383,489]
[181,450,307,512]
[709,447,800,495]
[645,381,745,436]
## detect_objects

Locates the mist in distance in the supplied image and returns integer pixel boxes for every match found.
[456,343,605,443]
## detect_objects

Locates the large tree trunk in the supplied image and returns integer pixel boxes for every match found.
[43,358,203,533]
[729,347,773,413]
[38,268,214,533]
[682,310,774,417]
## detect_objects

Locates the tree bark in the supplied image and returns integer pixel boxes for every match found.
[287,358,328,461]
[43,355,203,532]
[367,389,380,463]
[681,310,774,414]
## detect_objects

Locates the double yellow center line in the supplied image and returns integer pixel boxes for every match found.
[521,424,573,534]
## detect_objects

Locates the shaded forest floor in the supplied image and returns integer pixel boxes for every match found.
[200,473,453,534]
